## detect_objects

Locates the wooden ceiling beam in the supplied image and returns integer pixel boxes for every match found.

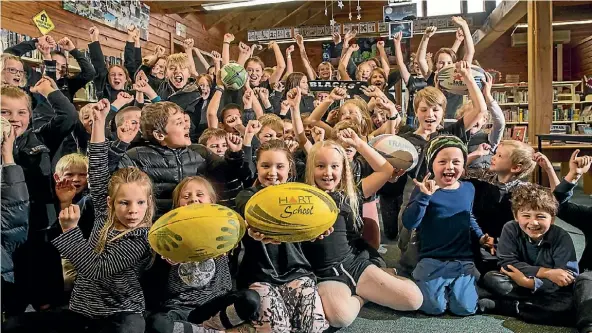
[233,4,286,35]
[271,1,312,28]
[473,0,528,57]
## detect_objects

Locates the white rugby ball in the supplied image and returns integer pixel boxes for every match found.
[436,65,486,95]
[369,134,418,171]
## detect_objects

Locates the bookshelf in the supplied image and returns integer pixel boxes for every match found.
[489,80,591,142]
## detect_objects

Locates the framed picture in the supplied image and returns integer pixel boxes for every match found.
[367,22,377,33]
[512,126,527,142]
[389,21,413,39]
[378,22,388,33]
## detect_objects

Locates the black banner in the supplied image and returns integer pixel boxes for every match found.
[308,80,368,96]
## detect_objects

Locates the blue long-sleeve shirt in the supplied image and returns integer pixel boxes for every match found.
[402,181,483,260]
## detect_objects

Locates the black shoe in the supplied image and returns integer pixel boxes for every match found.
[478,298,518,317]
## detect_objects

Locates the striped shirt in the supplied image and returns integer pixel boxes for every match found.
[164,255,232,307]
[52,141,152,318]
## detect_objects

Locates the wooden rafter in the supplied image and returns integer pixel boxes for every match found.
[233,3,286,35]
[271,1,312,28]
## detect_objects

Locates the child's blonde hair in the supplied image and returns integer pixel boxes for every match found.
[333,119,361,139]
[172,176,218,208]
[1,54,26,87]
[95,167,155,253]
[141,101,183,143]
[166,53,190,69]
[305,140,362,230]
[198,128,226,146]
[55,153,89,176]
[108,64,132,86]
[246,57,265,70]
[259,113,284,135]
[338,99,373,137]
[115,106,142,128]
[414,86,447,113]
[499,140,536,179]
[1,85,31,112]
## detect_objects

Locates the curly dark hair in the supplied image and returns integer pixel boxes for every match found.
[511,183,558,217]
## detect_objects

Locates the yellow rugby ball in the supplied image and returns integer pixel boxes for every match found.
[148,203,246,263]
[245,183,339,242]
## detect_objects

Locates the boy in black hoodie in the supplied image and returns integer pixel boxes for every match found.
[1,79,77,313]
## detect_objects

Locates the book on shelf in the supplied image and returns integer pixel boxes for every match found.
[503,108,529,123]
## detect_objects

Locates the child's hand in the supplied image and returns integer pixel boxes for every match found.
[413,173,440,196]
[424,26,437,38]
[540,268,576,287]
[455,60,471,78]
[155,45,166,57]
[242,89,254,109]
[133,79,157,99]
[127,25,138,41]
[349,44,360,52]
[117,120,140,144]
[295,34,304,47]
[393,31,403,44]
[475,143,491,157]
[115,91,134,105]
[568,149,592,179]
[226,132,243,152]
[500,265,531,288]
[389,168,406,183]
[224,33,235,44]
[326,109,340,125]
[480,234,496,255]
[361,85,385,99]
[310,227,334,242]
[286,87,302,108]
[482,72,493,101]
[210,50,222,63]
[92,99,110,122]
[285,139,299,153]
[254,87,269,102]
[455,27,465,42]
[268,41,278,50]
[36,42,52,60]
[55,178,77,205]
[57,37,76,52]
[452,16,468,27]
[329,87,347,102]
[38,35,56,48]
[286,45,295,56]
[89,26,100,42]
[533,152,554,171]
[247,228,281,245]
[245,119,262,137]
[273,81,285,93]
[183,38,194,50]
[336,128,361,148]
[58,204,81,233]
[344,29,357,44]
[239,42,250,55]
[312,126,325,143]
[332,32,341,45]
[1,123,16,159]
[376,40,385,49]
[30,76,57,97]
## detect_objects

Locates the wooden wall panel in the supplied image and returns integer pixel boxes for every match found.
[0,1,234,62]
[573,37,592,79]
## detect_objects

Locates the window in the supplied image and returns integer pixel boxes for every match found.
[412,0,424,18]
[467,0,484,13]
[426,0,461,16]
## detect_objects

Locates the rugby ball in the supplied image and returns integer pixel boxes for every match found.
[436,64,486,95]
[369,134,419,171]
[148,203,246,263]
[245,183,339,243]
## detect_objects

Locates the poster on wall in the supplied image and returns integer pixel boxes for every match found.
[63,0,150,40]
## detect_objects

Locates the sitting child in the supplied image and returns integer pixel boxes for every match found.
[402,135,492,316]
[479,183,579,326]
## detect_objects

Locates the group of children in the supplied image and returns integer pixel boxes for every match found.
[1,17,591,333]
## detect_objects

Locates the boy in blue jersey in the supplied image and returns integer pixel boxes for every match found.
[403,135,493,315]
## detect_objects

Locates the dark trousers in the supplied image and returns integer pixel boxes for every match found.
[2,308,145,333]
[575,271,592,333]
[379,194,403,240]
[146,289,260,333]
[483,271,574,326]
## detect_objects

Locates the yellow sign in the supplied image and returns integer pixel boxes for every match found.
[33,10,55,35]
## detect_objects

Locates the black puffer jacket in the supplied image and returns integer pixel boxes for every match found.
[117,143,246,217]
[157,79,202,142]
[1,164,30,283]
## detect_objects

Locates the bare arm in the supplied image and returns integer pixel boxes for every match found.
[237,42,251,68]
[295,34,316,80]
[417,27,436,78]
[338,44,358,81]
[183,39,199,78]
[451,28,463,54]
[393,32,410,83]
[452,17,474,64]
[376,41,390,75]
[268,41,286,85]
[193,47,211,71]
[222,33,234,66]
[285,45,295,77]
[458,61,487,130]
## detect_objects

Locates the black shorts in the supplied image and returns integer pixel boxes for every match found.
[316,250,373,294]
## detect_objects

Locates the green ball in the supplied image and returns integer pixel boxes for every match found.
[220,63,247,91]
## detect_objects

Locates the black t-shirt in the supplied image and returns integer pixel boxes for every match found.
[406,76,428,118]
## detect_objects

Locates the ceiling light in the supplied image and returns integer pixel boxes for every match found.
[515,19,592,28]
[202,0,296,11]
[276,36,333,44]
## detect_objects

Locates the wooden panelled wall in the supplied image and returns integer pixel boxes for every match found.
[0,1,233,60]
[573,36,592,79]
